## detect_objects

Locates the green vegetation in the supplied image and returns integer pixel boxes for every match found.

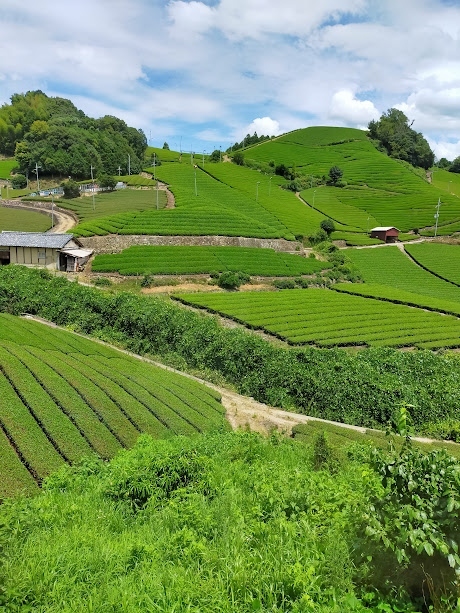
[92,246,329,276]
[242,126,460,233]
[57,188,167,224]
[73,163,295,239]
[0,205,51,231]
[0,91,146,176]
[0,312,225,498]
[1,429,460,612]
[3,267,460,440]
[368,108,434,169]
[0,157,17,179]
[431,167,460,198]
[346,246,460,303]
[202,162,325,238]
[176,287,460,349]
[405,242,460,285]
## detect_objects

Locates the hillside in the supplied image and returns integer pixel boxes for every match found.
[0,312,225,498]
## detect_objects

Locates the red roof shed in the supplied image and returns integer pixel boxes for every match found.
[369,227,400,243]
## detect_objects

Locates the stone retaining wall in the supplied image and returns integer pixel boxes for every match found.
[78,234,303,254]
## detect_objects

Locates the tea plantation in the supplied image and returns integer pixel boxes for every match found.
[0,312,225,498]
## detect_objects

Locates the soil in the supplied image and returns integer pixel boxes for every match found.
[141,282,273,295]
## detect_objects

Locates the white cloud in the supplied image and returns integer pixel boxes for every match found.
[428,139,460,161]
[329,90,379,126]
[0,0,460,153]
[244,117,281,138]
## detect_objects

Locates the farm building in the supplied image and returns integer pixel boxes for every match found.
[0,232,92,272]
[369,227,400,243]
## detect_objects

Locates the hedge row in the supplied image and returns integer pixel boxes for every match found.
[1,266,460,437]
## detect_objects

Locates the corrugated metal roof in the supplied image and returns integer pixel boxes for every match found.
[0,232,76,248]
[370,227,400,232]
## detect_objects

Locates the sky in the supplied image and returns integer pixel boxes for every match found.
[0,0,459,159]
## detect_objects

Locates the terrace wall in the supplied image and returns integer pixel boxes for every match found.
[78,235,303,254]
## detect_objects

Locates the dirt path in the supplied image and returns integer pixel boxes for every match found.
[1,199,77,233]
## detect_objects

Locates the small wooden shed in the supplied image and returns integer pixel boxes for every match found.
[0,232,92,271]
[369,227,400,243]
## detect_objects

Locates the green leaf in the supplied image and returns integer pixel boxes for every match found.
[423,542,434,556]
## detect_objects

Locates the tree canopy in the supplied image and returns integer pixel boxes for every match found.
[368,109,434,170]
[0,91,147,179]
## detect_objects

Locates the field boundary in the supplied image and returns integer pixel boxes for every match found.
[404,246,460,288]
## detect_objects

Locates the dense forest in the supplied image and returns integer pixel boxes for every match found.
[0,91,147,177]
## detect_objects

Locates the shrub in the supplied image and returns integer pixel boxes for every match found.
[61,179,80,199]
[328,166,343,185]
[217,271,249,290]
[140,274,153,288]
[320,219,336,235]
[11,174,27,189]
[93,277,112,287]
[232,152,244,166]
[273,279,296,290]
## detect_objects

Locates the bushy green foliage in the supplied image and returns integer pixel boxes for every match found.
[0,91,146,177]
[217,270,249,290]
[368,108,434,169]
[232,151,244,165]
[97,173,116,190]
[3,267,460,437]
[61,179,80,198]
[328,165,343,185]
[11,173,27,189]
[320,218,335,235]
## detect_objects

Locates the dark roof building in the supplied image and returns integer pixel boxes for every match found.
[0,232,92,272]
[369,226,400,243]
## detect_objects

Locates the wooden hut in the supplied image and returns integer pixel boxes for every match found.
[0,232,92,271]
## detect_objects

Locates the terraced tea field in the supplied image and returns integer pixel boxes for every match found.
[58,188,168,224]
[346,246,460,302]
[0,313,225,498]
[0,205,51,232]
[92,246,329,276]
[202,162,327,237]
[405,243,460,286]
[175,288,460,349]
[73,163,294,239]
[0,158,16,179]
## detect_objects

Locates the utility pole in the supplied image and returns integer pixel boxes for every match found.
[219,146,222,163]
[156,180,159,210]
[269,176,272,196]
[90,164,95,185]
[153,153,156,180]
[128,154,131,175]
[33,162,41,191]
[117,166,122,176]
[51,192,54,228]
[434,197,441,237]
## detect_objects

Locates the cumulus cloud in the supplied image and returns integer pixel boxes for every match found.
[428,139,460,161]
[0,0,460,152]
[328,90,379,126]
[244,117,281,138]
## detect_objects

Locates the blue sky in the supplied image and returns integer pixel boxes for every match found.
[0,0,459,159]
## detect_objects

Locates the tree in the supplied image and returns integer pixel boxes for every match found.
[320,219,335,235]
[209,149,221,162]
[328,166,343,185]
[450,156,460,174]
[368,109,434,170]
[61,179,80,199]
[11,174,27,189]
[232,151,244,166]
[98,174,116,191]
[162,142,170,150]
[437,157,451,169]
